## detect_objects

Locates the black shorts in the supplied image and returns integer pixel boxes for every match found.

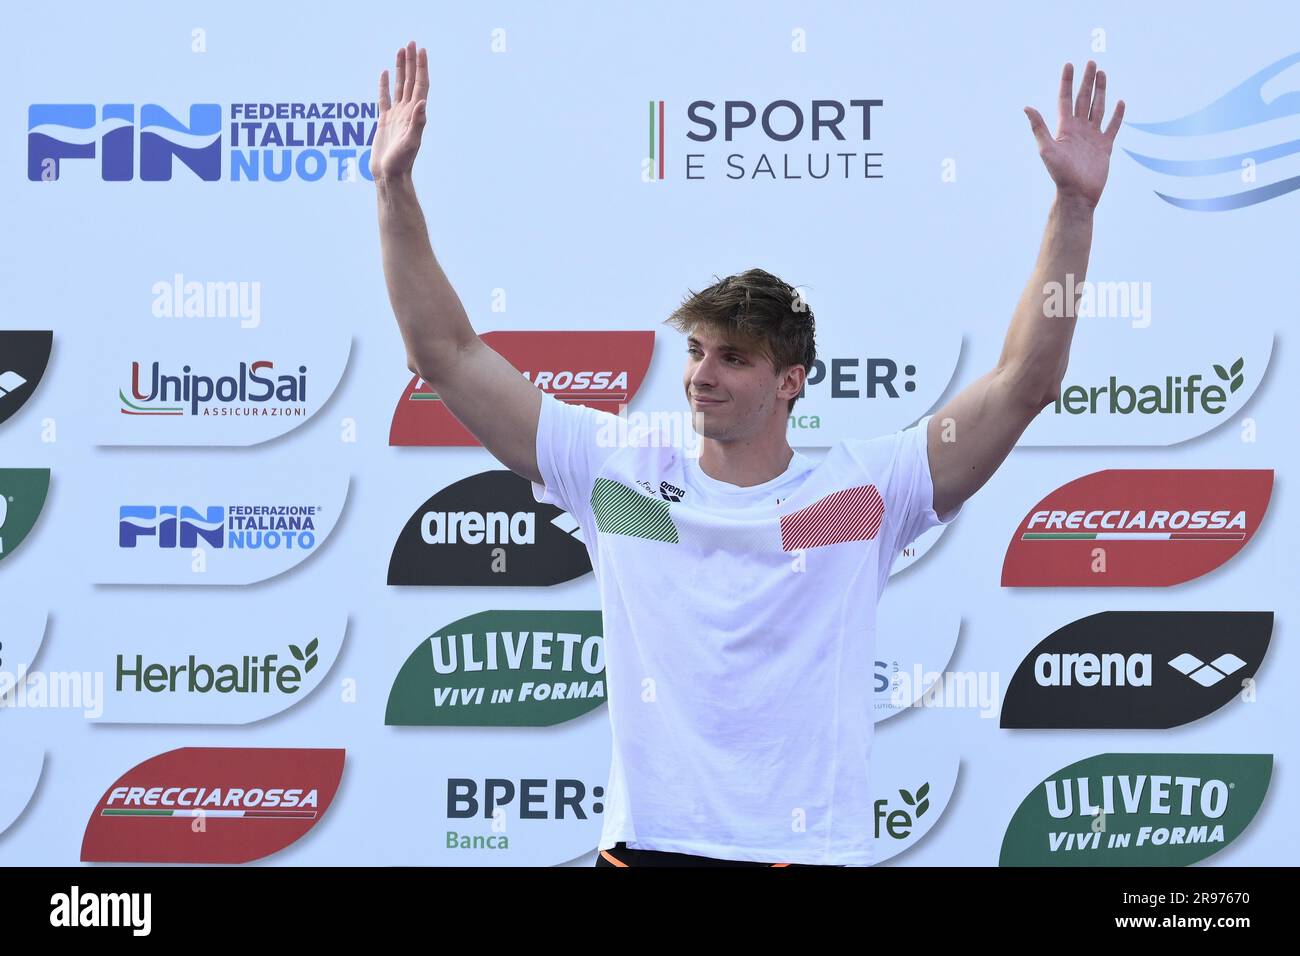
[595,842,847,868]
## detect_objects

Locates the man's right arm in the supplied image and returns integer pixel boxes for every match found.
[373,41,543,485]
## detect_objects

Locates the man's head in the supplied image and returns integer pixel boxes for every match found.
[664,268,816,441]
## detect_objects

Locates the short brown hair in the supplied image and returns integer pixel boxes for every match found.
[663,268,817,414]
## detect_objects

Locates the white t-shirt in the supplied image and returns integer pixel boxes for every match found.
[530,392,959,865]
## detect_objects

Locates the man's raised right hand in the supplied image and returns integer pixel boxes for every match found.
[371,41,428,182]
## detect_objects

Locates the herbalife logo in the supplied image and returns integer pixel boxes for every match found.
[875,782,930,840]
[1168,652,1247,687]
[1054,357,1245,415]
[116,640,319,694]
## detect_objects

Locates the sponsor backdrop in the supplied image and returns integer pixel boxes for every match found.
[1,1,1295,865]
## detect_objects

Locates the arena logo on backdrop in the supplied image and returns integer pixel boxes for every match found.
[0,331,53,428]
[1000,611,1272,729]
[81,747,345,863]
[442,775,605,861]
[1020,336,1273,446]
[1001,469,1272,587]
[100,468,347,584]
[999,753,1272,866]
[1123,52,1300,211]
[0,469,51,566]
[644,98,884,182]
[386,610,604,726]
[390,331,654,446]
[93,608,345,724]
[388,470,591,587]
[27,101,377,183]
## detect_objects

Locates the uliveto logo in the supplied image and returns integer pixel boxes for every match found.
[1000,753,1272,866]
[388,471,591,587]
[81,747,344,863]
[1001,469,1273,587]
[390,331,653,446]
[386,611,605,726]
[0,469,50,563]
[1001,611,1272,729]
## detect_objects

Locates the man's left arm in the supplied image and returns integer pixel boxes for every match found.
[928,59,1125,519]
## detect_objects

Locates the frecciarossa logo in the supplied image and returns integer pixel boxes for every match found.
[389,331,653,446]
[81,747,345,863]
[1001,470,1272,587]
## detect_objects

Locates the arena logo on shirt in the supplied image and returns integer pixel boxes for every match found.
[999,753,1272,866]
[389,331,654,446]
[27,102,378,183]
[0,331,53,427]
[387,610,605,726]
[644,97,884,182]
[0,469,51,565]
[1000,611,1272,729]
[1001,469,1273,587]
[81,747,345,863]
[388,470,591,586]
[441,776,604,861]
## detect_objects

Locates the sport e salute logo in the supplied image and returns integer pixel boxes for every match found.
[81,747,345,863]
[1001,469,1273,587]
[1000,611,1272,729]
[1000,753,1272,866]
[389,331,653,446]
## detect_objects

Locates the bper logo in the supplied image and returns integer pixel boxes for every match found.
[388,470,591,586]
[1001,611,1272,729]
[1001,469,1273,587]
[390,331,653,446]
[28,104,221,181]
[1000,753,1272,866]
[0,331,53,427]
[81,747,345,863]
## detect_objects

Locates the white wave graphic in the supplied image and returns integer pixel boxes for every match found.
[28,117,132,144]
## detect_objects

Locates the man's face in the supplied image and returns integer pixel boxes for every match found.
[683,326,795,440]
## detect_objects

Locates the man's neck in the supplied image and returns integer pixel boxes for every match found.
[695,434,796,488]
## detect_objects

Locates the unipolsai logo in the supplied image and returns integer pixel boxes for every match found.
[1124,52,1300,210]
[121,359,308,417]
[28,104,221,181]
